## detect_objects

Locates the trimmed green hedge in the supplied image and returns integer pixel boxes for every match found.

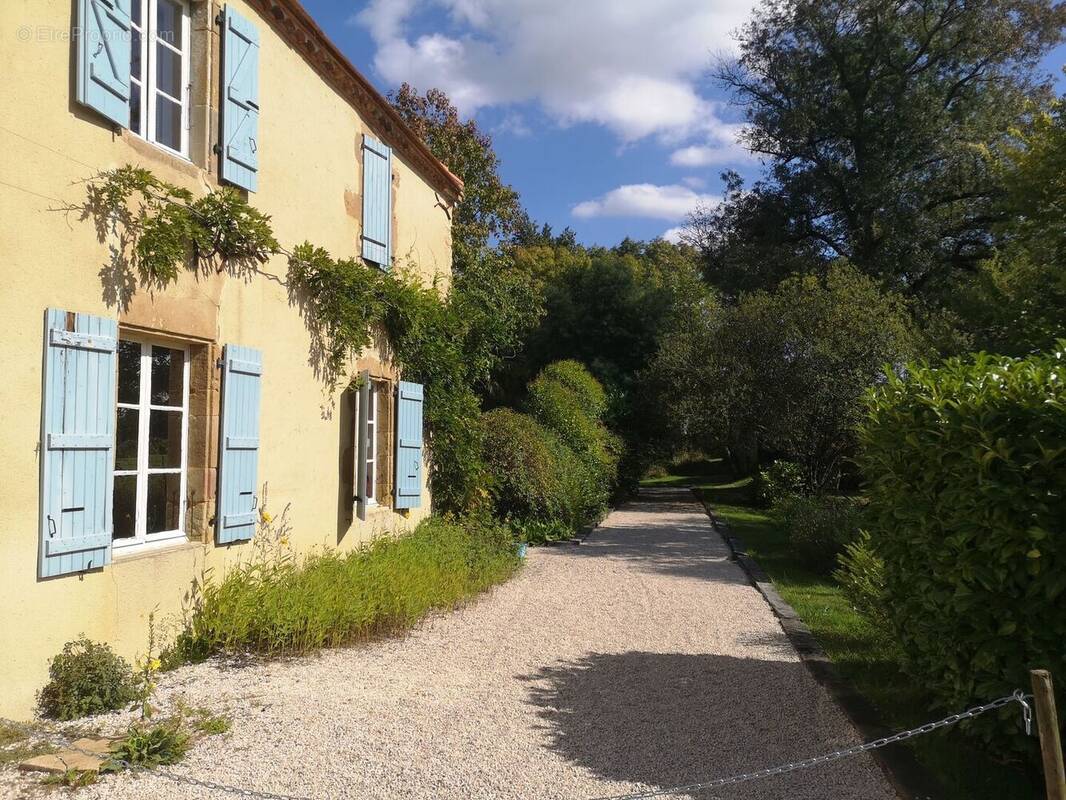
[859,346,1066,753]
[482,408,566,522]
[531,359,608,418]
[526,360,619,505]
[482,361,619,536]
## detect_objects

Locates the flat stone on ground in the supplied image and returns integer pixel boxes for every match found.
[18,739,111,774]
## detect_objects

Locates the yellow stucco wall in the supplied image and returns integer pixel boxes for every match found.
[0,0,455,718]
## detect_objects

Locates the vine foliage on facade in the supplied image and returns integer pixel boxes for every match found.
[83,165,494,512]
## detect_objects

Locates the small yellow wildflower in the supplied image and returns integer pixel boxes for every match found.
[279,535,290,547]
[149,658,162,671]
[261,510,274,524]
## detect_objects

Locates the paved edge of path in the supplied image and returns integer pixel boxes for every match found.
[691,488,941,800]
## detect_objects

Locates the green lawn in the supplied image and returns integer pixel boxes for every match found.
[643,461,1041,800]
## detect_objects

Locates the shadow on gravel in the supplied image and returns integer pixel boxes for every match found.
[538,488,748,585]
[521,651,877,799]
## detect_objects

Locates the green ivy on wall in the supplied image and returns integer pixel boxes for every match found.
[82,165,527,513]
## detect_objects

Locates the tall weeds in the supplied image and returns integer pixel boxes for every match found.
[167,515,517,663]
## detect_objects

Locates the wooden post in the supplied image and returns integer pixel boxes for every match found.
[1031,669,1066,800]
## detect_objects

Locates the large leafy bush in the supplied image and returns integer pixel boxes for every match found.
[859,346,1066,752]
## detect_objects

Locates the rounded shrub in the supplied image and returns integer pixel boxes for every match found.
[533,360,608,418]
[859,346,1066,753]
[756,460,806,506]
[38,638,135,720]
[526,361,619,501]
[481,408,565,522]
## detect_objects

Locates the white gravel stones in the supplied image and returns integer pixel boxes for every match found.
[2,487,896,800]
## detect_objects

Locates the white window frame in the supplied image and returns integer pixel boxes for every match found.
[129,0,191,158]
[365,384,378,505]
[113,337,190,553]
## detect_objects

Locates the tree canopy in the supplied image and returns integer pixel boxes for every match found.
[696,0,1065,298]
[389,84,523,270]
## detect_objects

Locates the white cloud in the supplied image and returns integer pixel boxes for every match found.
[660,226,687,244]
[572,183,719,221]
[669,120,752,166]
[354,0,756,142]
[681,176,707,189]
[493,112,532,138]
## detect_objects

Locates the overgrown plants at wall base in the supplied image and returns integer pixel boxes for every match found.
[858,346,1066,757]
[166,515,517,662]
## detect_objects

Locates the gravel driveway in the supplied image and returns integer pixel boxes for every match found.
[8,487,896,800]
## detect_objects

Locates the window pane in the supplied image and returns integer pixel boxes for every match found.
[115,408,139,470]
[148,409,183,468]
[146,473,181,535]
[113,475,137,539]
[117,340,140,404]
[131,28,142,81]
[150,346,184,405]
[156,0,183,50]
[366,468,374,501]
[130,82,142,135]
[155,44,182,99]
[155,94,182,151]
[131,0,142,27]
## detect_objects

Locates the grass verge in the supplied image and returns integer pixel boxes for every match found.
[643,461,1041,800]
[167,514,518,663]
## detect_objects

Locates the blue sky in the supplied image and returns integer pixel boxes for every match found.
[303,0,1065,248]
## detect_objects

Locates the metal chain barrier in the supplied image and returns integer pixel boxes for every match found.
[587,691,1033,800]
[1,690,1035,800]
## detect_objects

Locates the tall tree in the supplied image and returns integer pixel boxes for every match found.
[954,95,1066,353]
[649,262,921,486]
[704,0,1065,296]
[389,84,522,270]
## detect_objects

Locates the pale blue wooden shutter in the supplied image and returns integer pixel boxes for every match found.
[40,309,117,578]
[355,371,370,521]
[76,0,132,127]
[217,345,262,543]
[361,135,392,267]
[220,6,260,192]
[394,381,423,509]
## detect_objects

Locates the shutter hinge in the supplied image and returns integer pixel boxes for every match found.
[213,143,223,156]
[216,356,225,369]
[215,11,225,26]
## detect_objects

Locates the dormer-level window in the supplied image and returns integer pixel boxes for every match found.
[129,0,190,156]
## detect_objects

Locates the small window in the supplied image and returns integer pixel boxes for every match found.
[113,337,190,550]
[129,0,190,156]
[365,384,378,505]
